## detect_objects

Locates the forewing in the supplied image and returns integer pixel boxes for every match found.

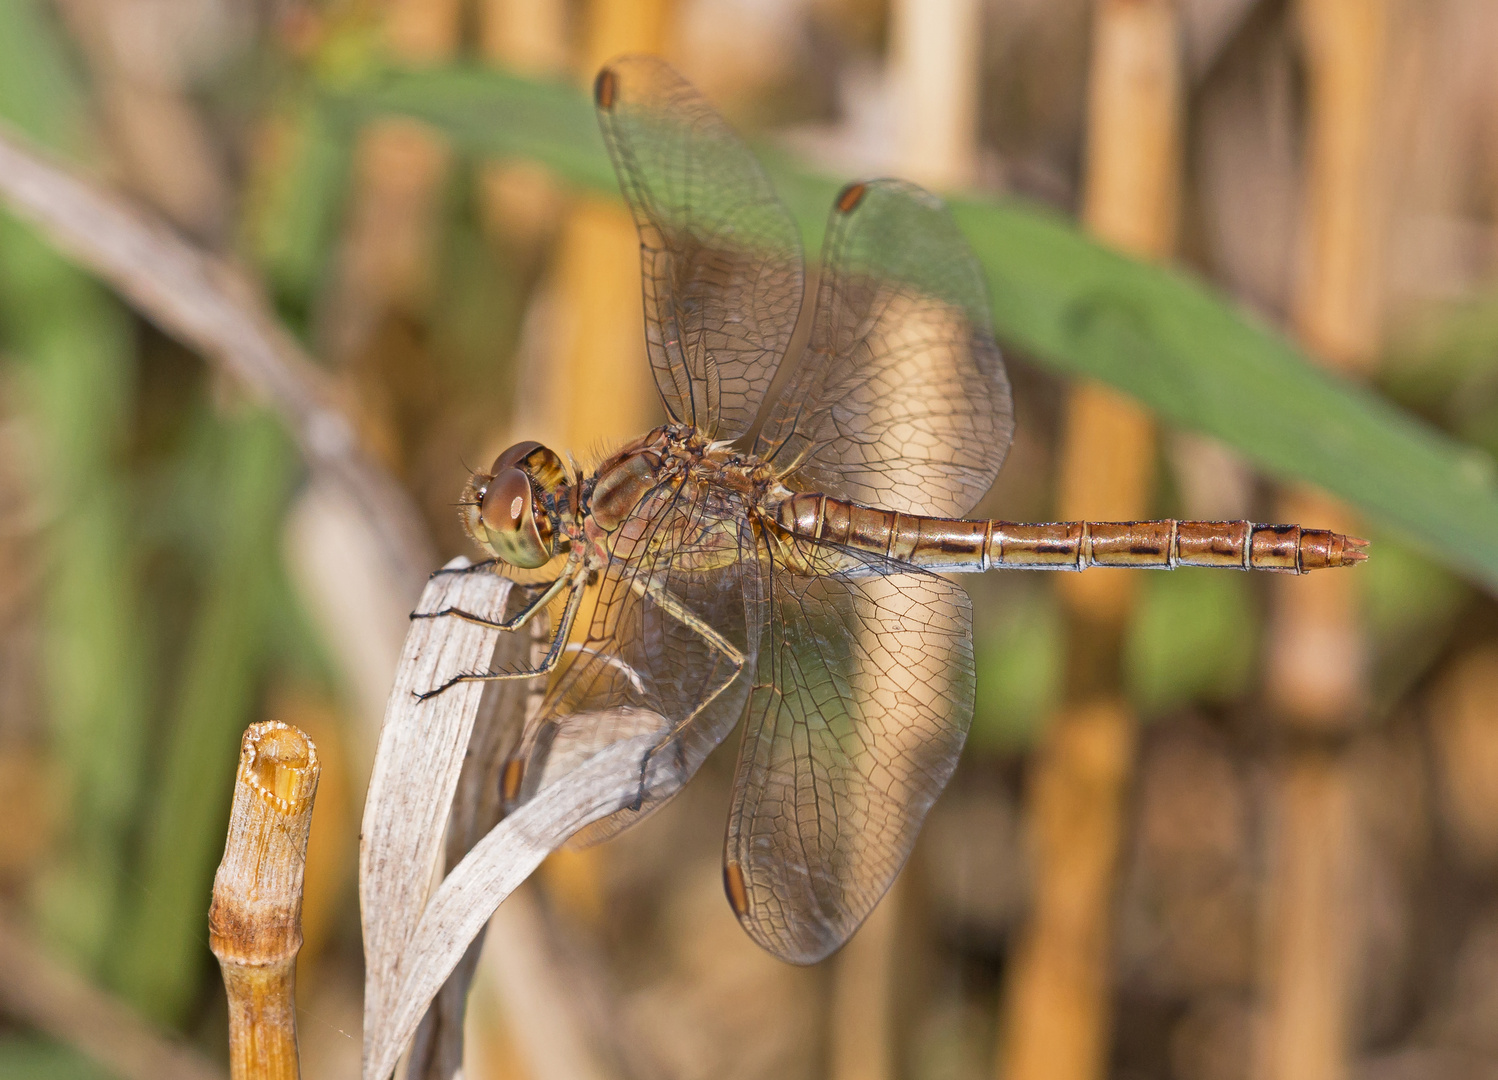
[596,55,805,439]
[725,544,974,963]
[511,482,762,844]
[754,179,1013,517]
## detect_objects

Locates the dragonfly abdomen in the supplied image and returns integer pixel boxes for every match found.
[776,494,1367,574]
[776,493,991,571]
[986,519,1366,572]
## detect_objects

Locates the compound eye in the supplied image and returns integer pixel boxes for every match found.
[479,468,550,568]
[491,440,544,474]
[480,469,528,533]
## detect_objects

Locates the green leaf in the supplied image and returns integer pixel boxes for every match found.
[246,100,355,326]
[327,65,1498,591]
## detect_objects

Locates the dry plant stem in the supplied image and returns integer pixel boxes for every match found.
[364,732,662,1080]
[50,0,228,237]
[477,886,622,1080]
[321,0,461,364]
[476,0,568,254]
[582,0,675,72]
[362,564,516,1060]
[1257,3,1390,1079]
[406,612,547,1080]
[0,123,433,588]
[889,0,981,190]
[0,912,223,1080]
[1427,645,1498,871]
[827,6,981,1078]
[829,880,902,1080]
[1000,3,1180,1080]
[210,723,322,1080]
[1259,748,1356,1080]
[491,0,679,969]
[361,563,670,1080]
[1002,701,1136,1080]
[541,0,677,455]
[1291,0,1390,373]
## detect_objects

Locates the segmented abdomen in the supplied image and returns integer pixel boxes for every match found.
[773,494,1367,574]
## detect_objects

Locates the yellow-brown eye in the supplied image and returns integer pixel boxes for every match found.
[479,468,551,568]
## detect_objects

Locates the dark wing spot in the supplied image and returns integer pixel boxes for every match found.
[595,67,617,110]
[836,182,867,214]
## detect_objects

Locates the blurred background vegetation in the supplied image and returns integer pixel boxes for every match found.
[1,0,1497,1079]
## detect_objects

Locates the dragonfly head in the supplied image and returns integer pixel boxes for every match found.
[462,441,573,569]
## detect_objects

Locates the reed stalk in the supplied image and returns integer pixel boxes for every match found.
[477,0,568,257]
[1258,3,1392,1078]
[209,722,322,1080]
[1000,2,1181,1079]
[322,0,462,366]
[827,6,984,1078]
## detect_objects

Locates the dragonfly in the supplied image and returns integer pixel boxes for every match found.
[422,55,1367,964]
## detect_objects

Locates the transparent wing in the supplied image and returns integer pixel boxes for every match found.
[596,54,806,439]
[725,538,975,963]
[755,179,1013,517]
[509,481,762,843]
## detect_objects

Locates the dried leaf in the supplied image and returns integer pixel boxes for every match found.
[360,560,667,1080]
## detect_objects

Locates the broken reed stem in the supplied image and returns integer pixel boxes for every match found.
[209,722,322,1080]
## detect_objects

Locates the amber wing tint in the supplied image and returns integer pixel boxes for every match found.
[595,55,805,440]
[588,67,1016,962]
[756,179,1014,518]
[725,542,975,963]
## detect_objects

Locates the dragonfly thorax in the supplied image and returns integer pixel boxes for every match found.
[586,426,686,533]
[585,424,779,536]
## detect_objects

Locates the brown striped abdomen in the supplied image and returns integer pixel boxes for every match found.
[774,494,1367,575]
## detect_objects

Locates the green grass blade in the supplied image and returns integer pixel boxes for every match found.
[0,1035,119,1080]
[109,410,298,1024]
[246,99,355,329]
[0,0,151,969]
[323,65,1498,590]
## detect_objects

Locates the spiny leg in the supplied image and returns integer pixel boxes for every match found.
[414,574,586,701]
[430,558,497,577]
[627,575,746,809]
[412,572,569,632]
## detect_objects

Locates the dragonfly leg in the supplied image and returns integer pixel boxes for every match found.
[412,573,570,632]
[414,574,585,701]
[627,576,747,809]
[430,558,498,578]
